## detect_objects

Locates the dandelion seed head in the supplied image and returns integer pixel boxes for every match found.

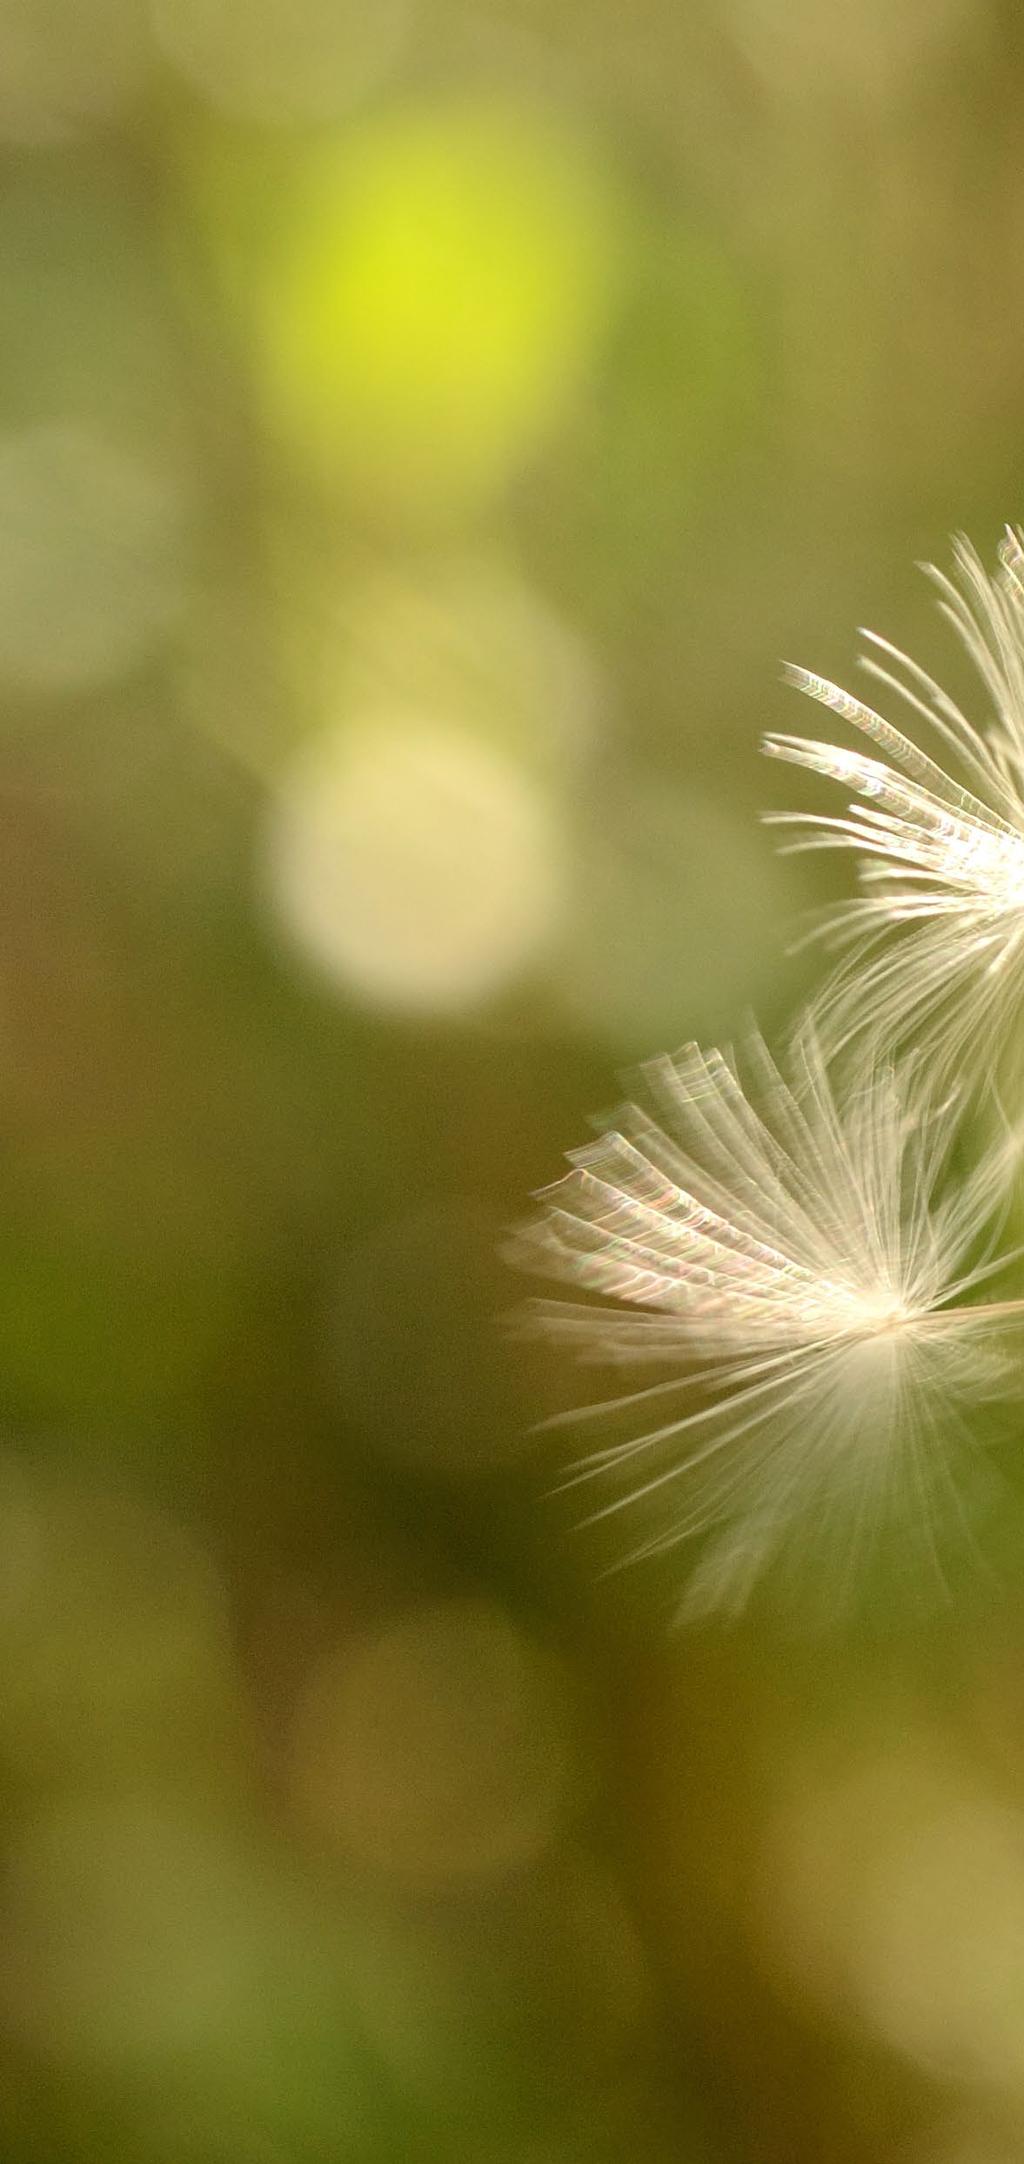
[511,1028,1020,1617]
[765,529,1024,1078]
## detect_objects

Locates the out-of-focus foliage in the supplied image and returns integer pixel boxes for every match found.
[0,0,1023,2159]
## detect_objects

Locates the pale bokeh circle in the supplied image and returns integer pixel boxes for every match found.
[267,714,565,1012]
[289,1599,577,1884]
[761,1727,1024,2102]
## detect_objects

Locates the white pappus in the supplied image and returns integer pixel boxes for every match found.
[764,529,1024,1084]
[511,1028,1024,1616]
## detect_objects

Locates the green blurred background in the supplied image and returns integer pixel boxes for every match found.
[3,1,1024,2159]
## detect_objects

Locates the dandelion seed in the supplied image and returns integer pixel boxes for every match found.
[764,528,1024,1082]
[509,1028,1024,1617]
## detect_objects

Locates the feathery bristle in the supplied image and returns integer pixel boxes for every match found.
[764,531,1024,1081]
[510,1026,1024,1616]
